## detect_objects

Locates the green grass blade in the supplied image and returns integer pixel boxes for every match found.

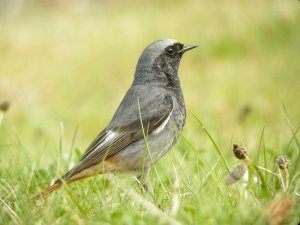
[191,113,230,173]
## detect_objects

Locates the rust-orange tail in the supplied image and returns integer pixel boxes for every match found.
[32,180,62,201]
[32,161,108,201]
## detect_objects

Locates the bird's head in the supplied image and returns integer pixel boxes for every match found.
[133,39,197,88]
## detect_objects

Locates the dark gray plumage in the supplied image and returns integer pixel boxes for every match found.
[33,39,197,199]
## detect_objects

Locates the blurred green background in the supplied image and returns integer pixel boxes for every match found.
[0,0,299,224]
[1,0,299,159]
[1,0,300,157]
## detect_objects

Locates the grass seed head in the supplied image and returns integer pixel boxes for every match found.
[264,194,294,225]
[0,101,10,112]
[276,155,290,170]
[238,104,252,123]
[233,144,248,160]
[225,164,248,185]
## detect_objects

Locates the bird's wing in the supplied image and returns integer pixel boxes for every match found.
[62,89,173,180]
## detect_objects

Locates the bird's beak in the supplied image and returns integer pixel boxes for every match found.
[178,44,198,53]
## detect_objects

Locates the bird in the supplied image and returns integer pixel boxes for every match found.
[33,39,197,200]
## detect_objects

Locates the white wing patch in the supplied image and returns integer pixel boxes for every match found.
[153,108,174,135]
[84,130,116,159]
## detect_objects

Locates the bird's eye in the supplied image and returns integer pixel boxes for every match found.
[166,47,175,55]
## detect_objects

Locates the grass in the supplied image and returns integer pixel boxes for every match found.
[0,0,300,224]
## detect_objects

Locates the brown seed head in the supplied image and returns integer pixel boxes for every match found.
[276,155,290,170]
[233,144,248,160]
[0,101,10,112]
[225,164,248,185]
[264,194,294,225]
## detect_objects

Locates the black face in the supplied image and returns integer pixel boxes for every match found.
[151,42,185,88]
[164,43,184,58]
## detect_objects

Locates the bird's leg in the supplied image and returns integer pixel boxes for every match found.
[136,168,149,193]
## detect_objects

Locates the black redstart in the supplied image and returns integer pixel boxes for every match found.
[33,39,197,200]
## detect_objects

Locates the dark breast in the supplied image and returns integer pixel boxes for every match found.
[168,88,186,146]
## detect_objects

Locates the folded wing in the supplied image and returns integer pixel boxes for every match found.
[62,89,173,180]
